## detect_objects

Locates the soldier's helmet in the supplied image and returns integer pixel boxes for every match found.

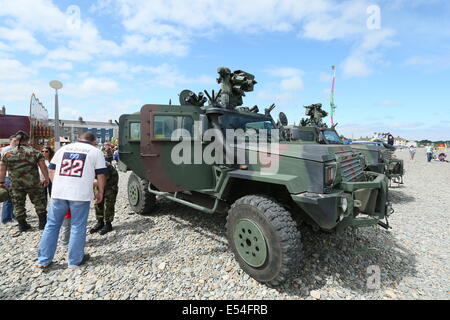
[103,147,114,162]
[15,130,30,143]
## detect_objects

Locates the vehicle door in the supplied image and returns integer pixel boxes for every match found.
[140,104,214,192]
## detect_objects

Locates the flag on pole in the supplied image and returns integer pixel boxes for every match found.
[330,65,336,126]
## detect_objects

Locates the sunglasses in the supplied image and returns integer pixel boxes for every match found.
[42,150,49,153]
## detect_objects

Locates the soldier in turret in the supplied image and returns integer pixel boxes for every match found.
[0,131,49,232]
[90,148,119,235]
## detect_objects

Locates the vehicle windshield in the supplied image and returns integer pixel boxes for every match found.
[322,129,342,144]
[219,114,275,132]
[296,131,316,142]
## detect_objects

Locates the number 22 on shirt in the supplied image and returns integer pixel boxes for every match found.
[59,152,87,177]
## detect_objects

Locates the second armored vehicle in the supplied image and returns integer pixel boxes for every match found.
[286,103,404,186]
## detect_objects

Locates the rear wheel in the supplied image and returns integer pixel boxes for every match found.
[226,195,302,287]
[127,172,156,215]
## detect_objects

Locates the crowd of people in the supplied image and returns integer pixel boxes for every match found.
[0,130,119,269]
[406,143,448,163]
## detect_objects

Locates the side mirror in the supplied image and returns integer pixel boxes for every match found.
[278,112,288,126]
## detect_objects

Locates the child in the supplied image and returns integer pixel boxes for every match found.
[60,209,71,246]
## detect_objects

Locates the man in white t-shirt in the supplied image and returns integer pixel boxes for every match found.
[37,132,107,268]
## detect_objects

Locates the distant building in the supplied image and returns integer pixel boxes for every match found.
[406,141,418,147]
[48,117,118,143]
[394,136,408,146]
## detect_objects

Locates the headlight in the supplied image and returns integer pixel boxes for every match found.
[324,163,337,187]
[340,197,348,213]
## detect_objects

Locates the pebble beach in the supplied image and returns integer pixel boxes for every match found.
[0,148,448,300]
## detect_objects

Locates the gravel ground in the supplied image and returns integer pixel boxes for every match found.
[0,148,448,300]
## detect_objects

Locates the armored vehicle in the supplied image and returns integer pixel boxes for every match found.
[286,103,404,186]
[118,68,392,286]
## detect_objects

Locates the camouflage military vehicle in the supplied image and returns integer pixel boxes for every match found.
[118,67,392,286]
[286,103,404,186]
[350,141,404,186]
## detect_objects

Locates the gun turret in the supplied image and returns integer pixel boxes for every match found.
[249,105,259,113]
[265,103,276,116]
[300,103,328,128]
[217,67,257,109]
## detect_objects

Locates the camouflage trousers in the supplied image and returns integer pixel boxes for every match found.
[95,187,118,223]
[11,187,47,222]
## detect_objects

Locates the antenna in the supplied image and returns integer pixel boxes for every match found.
[329,65,337,127]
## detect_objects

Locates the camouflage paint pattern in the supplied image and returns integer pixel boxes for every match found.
[119,104,390,231]
[95,162,119,222]
[0,187,10,202]
[0,145,47,221]
[11,187,47,221]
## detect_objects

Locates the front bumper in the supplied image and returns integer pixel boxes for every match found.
[291,172,390,231]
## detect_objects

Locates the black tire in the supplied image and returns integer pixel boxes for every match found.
[226,195,302,287]
[127,172,156,215]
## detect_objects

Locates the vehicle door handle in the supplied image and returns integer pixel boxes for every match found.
[140,153,159,157]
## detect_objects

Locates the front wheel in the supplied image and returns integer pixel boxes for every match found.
[127,172,156,215]
[226,195,302,287]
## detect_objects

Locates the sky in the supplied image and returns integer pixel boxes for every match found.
[0,0,449,141]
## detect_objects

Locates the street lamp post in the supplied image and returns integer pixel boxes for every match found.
[49,80,63,150]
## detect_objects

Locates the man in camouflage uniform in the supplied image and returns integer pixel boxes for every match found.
[90,148,119,235]
[0,131,50,232]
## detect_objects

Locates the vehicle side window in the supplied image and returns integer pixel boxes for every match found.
[154,115,194,139]
[181,116,194,137]
[298,131,315,141]
[129,122,141,141]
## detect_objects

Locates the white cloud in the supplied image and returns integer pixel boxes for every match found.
[97,61,129,74]
[280,76,304,91]
[319,72,332,83]
[0,27,46,55]
[405,56,423,65]
[0,80,48,103]
[60,107,79,119]
[302,1,367,41]
[341,55,372,77]
[265,67,303,78]
[0,59,35,80]
[264,67,304,92]
[341,28,396,78]
[33,59,73,71]
[0,0,124,67]
[65,77,120,98]
[0,0,400,76]
[109,0,330,35]
[96,60,215,87]
[121,34,188,57]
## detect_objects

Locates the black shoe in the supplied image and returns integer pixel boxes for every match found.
[79,253,90,265]
[69,254,91,269]
[38,216,47,230]
[99,222,112,235]
[18,220,31,232]
[89,220,104,234]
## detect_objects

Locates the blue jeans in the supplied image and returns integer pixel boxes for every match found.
[427,152,432,162]
[1,177,14,223]
[38,199,91,267]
